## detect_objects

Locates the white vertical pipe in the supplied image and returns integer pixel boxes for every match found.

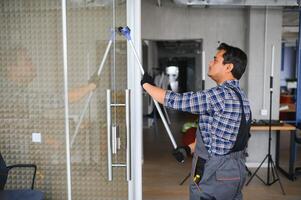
[262,6,268,110]
[127,0,141,198]
[271,45,275,77]
[61,0,72,199]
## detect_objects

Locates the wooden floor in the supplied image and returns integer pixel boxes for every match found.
[142,112,301,200]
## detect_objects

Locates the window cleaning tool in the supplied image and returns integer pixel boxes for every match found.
[158,73,171,125]
[71,30,115,147]
[118,26,177,149]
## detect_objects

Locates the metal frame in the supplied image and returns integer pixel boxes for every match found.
[61,0,140,199]
[276,8,301,180]
[126,1,142,199]
[294,7,301,178]
[61,0,72,200]
[276,130,297,180]
[174,0,298,7]
[297,10,301,129]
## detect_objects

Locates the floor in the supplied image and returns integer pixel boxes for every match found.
[142,112,301,200]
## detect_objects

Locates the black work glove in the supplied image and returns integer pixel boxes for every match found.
[88,70,101,88]
[140,72,154,87]
[172,146,191,163]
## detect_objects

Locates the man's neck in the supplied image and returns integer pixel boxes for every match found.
[216,77,236,85]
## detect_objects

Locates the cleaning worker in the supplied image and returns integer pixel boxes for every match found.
[141,43,252,200]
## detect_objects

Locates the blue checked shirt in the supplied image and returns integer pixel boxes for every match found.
[164,80,251,156]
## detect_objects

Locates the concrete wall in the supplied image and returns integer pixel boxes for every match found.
[247,8,282,165]
[142,0,283,166]
[142,0,248,90]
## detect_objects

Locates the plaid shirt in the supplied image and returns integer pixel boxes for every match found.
[164,80,251,156]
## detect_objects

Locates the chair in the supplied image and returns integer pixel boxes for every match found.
[0,153,44,200]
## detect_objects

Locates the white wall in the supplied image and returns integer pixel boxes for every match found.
[247,8,282,165]
[142,0,247,90]
[142,0,283,166]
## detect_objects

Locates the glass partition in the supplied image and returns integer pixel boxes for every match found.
[0,0,67,199]
[0,0,128,199]
[66,0,128,199]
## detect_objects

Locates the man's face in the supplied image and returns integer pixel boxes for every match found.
[8,49,37,85]
[208,49,228,82]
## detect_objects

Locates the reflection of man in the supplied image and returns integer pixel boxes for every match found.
[1,47,98,113]
[0,47,99,154]
[141,43,251,200]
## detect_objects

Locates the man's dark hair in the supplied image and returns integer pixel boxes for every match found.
[217,43,247,80]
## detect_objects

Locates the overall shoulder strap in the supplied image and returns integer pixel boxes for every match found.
[228,86,252,122]
[228,87,245,117]
[227,86,252,153]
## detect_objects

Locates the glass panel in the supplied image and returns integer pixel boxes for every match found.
[0,0,68,199]
[278,132,291,172]
[66,0,128,199]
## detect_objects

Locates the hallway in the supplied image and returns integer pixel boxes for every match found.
[142,111,301,200]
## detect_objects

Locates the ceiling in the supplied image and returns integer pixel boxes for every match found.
[155,0,300,45]
[157,40,202,55]
[282,11,299,44]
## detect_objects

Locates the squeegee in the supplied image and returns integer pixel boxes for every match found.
[118,26,177,149]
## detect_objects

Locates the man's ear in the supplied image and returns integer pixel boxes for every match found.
[226,63,234,73]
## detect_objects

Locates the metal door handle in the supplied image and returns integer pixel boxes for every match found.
[107,89,112,181]
[112,125,118,154]
[125,89,131,181]
[106,89,131,182]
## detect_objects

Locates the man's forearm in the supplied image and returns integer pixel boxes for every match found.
[143,83,167,104]
[69,83,96,103]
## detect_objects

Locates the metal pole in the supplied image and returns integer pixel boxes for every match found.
[71,36,113,147]
[296,9,301,129]
[61,0,72,199]
[119,27,177,149]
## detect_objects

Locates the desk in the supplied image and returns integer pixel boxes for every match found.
[250,124,297,180]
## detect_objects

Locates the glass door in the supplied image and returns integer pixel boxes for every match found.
[0,0,68,199]
[0,0,134,199]
[66,0,129,199]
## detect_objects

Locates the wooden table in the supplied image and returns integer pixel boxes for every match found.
[251,124,296,131]
[250,124,297,180]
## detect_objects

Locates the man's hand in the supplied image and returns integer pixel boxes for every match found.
[88,71,100,88]
[172,146,191,163]
[140,72,154,87]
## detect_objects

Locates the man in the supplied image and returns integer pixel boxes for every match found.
[0,47,100,159]
[1,47,102,121]
[141,43,252,200]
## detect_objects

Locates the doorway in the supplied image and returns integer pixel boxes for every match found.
[142,39,204,199]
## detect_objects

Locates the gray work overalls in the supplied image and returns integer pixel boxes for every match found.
[190,87,251,200]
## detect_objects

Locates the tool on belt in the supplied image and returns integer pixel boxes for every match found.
[194,157,206,184]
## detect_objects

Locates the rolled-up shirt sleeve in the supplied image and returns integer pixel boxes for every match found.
[163,90,211,114]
